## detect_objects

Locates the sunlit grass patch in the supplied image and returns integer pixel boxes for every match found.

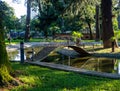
[82,45,120,53]
[9,62,120,91]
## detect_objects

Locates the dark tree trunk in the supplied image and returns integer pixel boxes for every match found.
[87,22,93,40]
[101,0,114,48]
[25,0,31,42]
[44,27,48,39]
[95,5,100,41]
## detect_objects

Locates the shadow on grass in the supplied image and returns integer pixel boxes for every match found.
[10,62,120,91]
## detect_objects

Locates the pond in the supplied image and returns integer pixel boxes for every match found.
[42,52,120,75]
[8,46,43,61]
[8,46,120,75]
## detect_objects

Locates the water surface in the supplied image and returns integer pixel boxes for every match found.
[8,46,120,75]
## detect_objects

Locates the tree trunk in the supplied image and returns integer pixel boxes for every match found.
[25,0,31,42]
[44,27,48,39]
[95,5,100,41]
[0,1,12,85]
[87,22,93,40]
[101,0,114,48]
[0,28,11,85]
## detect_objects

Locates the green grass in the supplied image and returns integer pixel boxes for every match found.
[8,62,120,91]
[5,38,67,45]
[81,45,120,53]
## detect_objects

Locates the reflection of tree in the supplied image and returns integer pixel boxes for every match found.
[73,57,115,73]
[71,57,90,68]
[115,59,120,74]
[96,58,115,73]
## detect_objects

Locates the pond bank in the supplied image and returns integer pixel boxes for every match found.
[93,53,120,59]
[27,61,120,79]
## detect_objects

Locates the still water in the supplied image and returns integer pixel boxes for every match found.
[42,52,120,75]
[8,46,43,61]
[8,46,120,75]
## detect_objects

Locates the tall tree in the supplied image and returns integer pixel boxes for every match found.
[25,0,31,41]
[0,1,12,85]
[95,5,100,41]
[101,0,114,48]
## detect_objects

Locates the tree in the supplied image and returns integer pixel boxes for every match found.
[36,0,59,39]
[83,5,95,40]
[101,0,114,48]
[95,5,100,41]
[72,31,83,46]
[63,0,115,48]
[30,17,40,32]
[0,2,18,34]
[49,23,60,39]
[62,0,99,39]
[111,30,120,47]
[24,0,31,41]
[0,1,12,85]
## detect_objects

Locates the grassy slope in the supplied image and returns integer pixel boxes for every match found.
[9,62,120,91]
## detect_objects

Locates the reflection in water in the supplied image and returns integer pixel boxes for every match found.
[43,53,120,75]
[70,57,117,74]
[118,62,120,74]
[8,46,43,61]
[8,46,120,75]
[68,56,71,66]
[14,51,26,61]
[116,59,120,74]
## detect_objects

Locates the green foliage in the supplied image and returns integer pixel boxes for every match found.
[0,65,12,84]
[0,1,17,31]
[49,23,61,34]
[114,30,120,38]
[72,31,83,44]
[111,30,120,41]
[113,17,118,31]
[72,31,83,38]
[31,17,40,31]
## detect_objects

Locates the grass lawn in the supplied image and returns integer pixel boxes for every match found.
[4,62,120,91]
[5,38,67,45]
[80,45,120,53]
